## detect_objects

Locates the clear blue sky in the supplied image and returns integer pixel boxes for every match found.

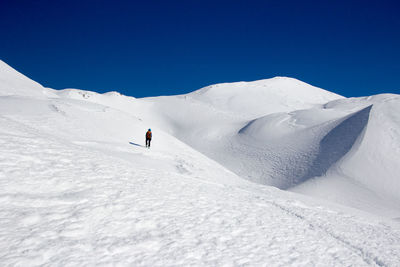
[1,0,399,97]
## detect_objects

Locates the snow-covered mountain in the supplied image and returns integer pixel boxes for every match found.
[132,77,400,217]
[1,60,400,266]
[0,60,56,98]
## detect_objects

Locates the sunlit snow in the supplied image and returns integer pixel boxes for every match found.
[1,60,399,266]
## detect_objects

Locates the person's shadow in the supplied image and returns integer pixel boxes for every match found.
[129,142,144,147]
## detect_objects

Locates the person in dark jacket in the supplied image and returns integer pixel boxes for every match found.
[146,129,152,148]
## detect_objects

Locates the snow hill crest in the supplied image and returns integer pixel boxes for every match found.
[2,60,400,265]
[1,60,400,218]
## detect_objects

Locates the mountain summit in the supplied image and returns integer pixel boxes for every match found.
[189,77,343,119]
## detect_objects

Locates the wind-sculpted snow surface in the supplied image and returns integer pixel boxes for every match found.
[37,71,400,217]
[292,95,400,215]
[236,105,373,190]
[1,113,400,266]
[1,60,400,265]
[139,82,400,217]
[296,105,372,186]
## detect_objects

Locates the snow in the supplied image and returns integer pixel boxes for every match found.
[134,81,400,218]
[0,60,56,98]
[1,60,400,265]
[189,77,343,119]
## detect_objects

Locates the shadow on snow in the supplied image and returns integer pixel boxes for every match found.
[129,142,144,147]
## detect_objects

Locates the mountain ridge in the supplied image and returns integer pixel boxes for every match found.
[1,59,400,265]
[1,60,399,217]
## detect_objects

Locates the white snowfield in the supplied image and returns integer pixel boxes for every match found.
[1,60,400,266]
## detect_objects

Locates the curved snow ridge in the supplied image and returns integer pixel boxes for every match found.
[295,105,373,187]
[234,105,372,190]
[333,95,400,203]
[238,112,307,139]
[289,96,400,217]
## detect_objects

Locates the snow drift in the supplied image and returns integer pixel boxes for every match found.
[133,78,400,217]
[3,59,398,217]
[1,60,400,265]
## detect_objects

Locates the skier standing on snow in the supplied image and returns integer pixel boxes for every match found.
[146,129,152,148]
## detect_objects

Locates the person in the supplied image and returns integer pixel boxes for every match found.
[145,129,152,148]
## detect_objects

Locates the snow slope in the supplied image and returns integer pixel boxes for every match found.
[6,60,397,218]
[1,60,400,265]
[12,60,398,217]
[0,60,56,98]
[189,77,343,119]
[291,95,400,215]
[118,78,399,217]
